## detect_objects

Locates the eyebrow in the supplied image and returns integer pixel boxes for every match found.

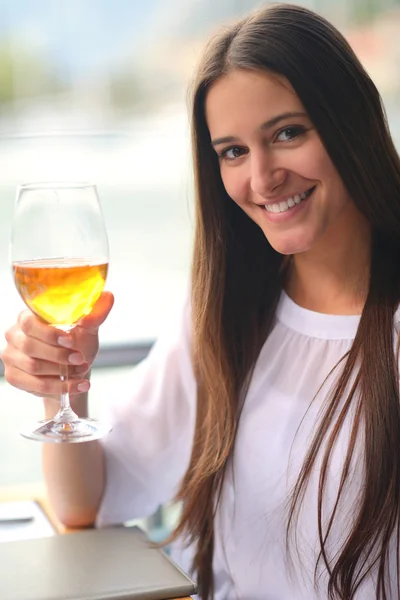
[210,111,308,147]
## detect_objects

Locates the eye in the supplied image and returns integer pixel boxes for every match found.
[275,125,305,142]
[218,146,248,161]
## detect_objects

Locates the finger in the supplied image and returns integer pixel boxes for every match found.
[77,291,114,333]
[2,345,89,377]
[4,366,90,397]
[14,311,65,348]
[7,329,87,366]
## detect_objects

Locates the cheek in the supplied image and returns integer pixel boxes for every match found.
[301,140,341,186]
[220,167,248,207]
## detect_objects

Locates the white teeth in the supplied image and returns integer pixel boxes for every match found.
[279,201,287,212]
[264,189,311,214]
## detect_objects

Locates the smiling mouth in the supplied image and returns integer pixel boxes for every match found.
[264,186,316,214]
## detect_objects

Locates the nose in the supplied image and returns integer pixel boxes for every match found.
[250,149,287,198]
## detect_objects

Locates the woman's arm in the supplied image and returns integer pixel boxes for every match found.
[42,392,105,528]
[2,293,114,528]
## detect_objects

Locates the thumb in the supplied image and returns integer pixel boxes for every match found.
[78,291,114,333]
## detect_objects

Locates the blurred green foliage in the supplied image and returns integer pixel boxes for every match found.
[0,44,14,104]
[0,41,63,105]
[349,0,400,23]
[109,71,143,109]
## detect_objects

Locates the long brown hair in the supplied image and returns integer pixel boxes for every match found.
[171,4,400,599]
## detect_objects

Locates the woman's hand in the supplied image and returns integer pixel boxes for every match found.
[1,291,114,398]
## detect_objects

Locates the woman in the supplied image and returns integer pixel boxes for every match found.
[3,3,400,599]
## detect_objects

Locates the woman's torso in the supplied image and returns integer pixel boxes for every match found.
[173,292,399,599]
[99,291,400,599]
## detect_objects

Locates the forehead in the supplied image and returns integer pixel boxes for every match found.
[205,69,305,135]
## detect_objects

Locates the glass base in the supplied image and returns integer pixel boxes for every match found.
[20,417,112,443]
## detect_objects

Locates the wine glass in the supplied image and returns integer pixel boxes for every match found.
[10,182,111,443]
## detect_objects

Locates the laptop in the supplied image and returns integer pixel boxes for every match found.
[1,525,197,600]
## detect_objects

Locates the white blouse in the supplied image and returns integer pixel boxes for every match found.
[97,291,400,599]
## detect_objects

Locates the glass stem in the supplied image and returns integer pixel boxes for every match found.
[53,363,79,423]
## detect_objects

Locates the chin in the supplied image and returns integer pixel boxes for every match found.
[265,234,314,256]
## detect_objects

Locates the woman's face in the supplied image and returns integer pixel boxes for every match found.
[205,68,361,256]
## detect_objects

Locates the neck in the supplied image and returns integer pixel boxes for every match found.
[285,213,371,315]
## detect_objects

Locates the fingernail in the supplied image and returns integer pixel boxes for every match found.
[77,381,90,393]
[68,352,84,365]
[58,336,73,348]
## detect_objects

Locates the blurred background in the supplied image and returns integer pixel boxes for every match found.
[1,0,400,497]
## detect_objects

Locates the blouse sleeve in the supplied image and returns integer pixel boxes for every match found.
[96,297,196,527]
